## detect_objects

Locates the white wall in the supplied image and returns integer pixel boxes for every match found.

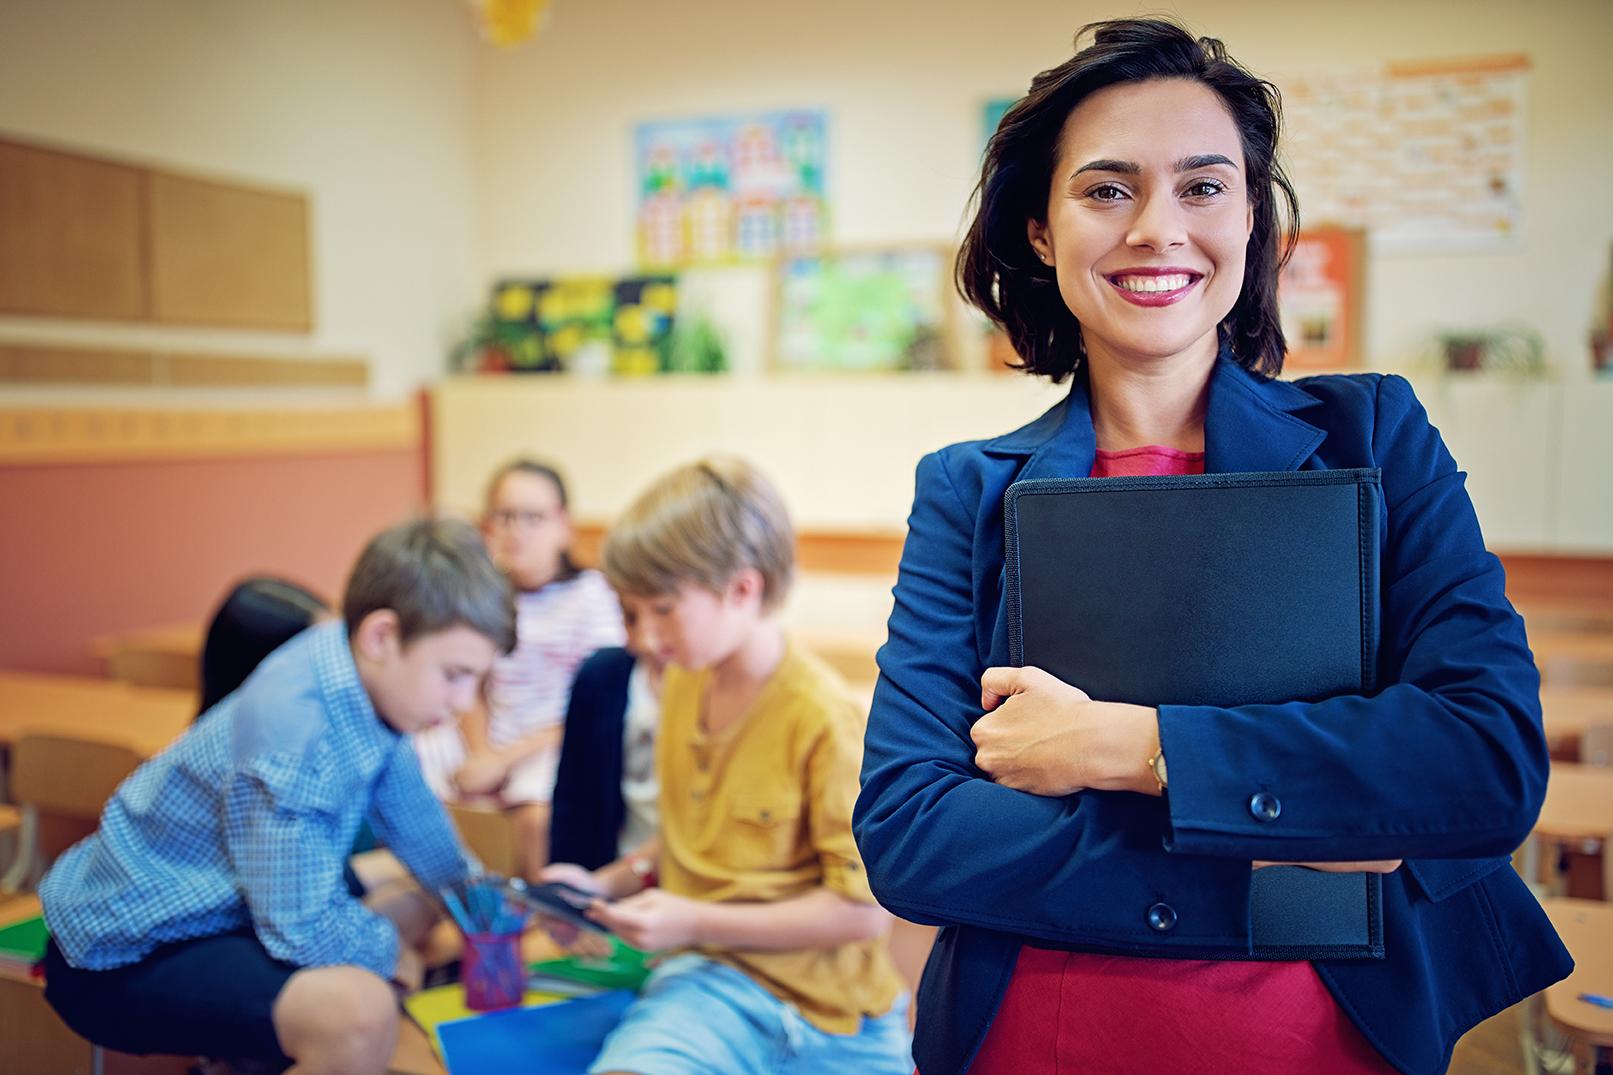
[471,0,1613,379]
[0,0,482,397]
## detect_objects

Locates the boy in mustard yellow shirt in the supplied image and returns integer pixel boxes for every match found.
[541,456,910,1075]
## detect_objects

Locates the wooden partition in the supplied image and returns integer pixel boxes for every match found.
[0,140,147,321]
[0,136,311,332]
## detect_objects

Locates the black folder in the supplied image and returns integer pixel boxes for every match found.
[1004,468,1385,961]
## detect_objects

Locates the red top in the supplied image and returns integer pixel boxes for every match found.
[967,445,1393,1074]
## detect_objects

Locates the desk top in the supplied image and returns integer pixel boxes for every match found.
[0,672,194,757]
[1536,763,1613,843]
[1542,898,1613,1047]
[1542,686,1613,746]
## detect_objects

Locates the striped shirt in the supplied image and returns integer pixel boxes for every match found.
[414,568,624,796]
[40,621,471,982]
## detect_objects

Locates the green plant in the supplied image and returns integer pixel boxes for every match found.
[450,309,550,373]
[665,316,728,374]
[1434,325,1545,376]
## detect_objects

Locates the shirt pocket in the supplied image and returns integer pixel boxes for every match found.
[726,793,806,871]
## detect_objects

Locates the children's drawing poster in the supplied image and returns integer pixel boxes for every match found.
[772,246,955,372]
[1280,55,1528,251]
[492,276,677,375]
[636,111,827,268]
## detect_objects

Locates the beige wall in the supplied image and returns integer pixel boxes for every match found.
[0,0,482,397]
[471,0,1613,378]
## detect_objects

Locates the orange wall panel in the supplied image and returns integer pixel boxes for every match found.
[0,449,422,674]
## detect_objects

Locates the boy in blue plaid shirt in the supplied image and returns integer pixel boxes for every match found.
[39,518,516,1074]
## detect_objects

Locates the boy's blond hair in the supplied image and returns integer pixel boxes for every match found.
[603,456,794,611]
[344,517,517,653]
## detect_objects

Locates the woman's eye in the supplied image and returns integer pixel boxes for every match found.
[1086,183,1128,202]
[1184,179,1226,198]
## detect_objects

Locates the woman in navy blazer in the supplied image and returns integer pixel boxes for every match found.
[853,18,1570,1075]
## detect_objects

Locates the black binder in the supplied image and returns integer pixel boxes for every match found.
[1004,469,1385,961]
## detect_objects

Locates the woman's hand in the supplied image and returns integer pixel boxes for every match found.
[586,889,704,952]
[974,666,1160,796]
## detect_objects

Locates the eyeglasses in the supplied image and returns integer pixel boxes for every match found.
[487,509,551,529]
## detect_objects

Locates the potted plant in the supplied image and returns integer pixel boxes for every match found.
[1434,325,1546,376]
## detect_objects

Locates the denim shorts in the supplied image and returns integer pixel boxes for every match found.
[589,954,912,1075]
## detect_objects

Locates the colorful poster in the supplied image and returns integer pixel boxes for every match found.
[636,111,827,268]
[773,246,954,372]
[490,276,677,375]
[1278,228,1365,371]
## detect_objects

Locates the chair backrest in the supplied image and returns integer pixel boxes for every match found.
[198,576,329,716]
[10,735,144,821]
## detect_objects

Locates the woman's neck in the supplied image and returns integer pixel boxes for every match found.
[1084,337,1216,453]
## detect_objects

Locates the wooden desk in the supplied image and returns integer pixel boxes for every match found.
[1542,686,1613,760]
[93,624,203,693]
[1533,629,1613,687]
[1532,763,1613,900]
[1540,898,1613,1063]
[0,671,194,757]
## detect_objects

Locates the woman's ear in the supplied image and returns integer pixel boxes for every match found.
[1027,217,1054,266]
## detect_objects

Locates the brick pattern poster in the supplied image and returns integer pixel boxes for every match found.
[1280,55,1528,251]
[636,111,827,268]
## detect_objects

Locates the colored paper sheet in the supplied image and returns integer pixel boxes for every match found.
[437,989,636,1075]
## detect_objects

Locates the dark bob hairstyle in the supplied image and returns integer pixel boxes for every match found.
[957,18,1299,380]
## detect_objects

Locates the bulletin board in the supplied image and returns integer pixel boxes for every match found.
[1279,54,1529,251]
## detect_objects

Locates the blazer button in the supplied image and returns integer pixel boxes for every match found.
[1249,792,1282,821]
[1146,902,1177,932]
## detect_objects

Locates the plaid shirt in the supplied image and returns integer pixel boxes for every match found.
[40,621,471,981]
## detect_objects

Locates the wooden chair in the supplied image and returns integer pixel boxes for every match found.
[446,800,520,879]
[0,734,143,892]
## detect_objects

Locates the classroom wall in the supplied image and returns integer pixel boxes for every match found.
[470,0,1613,379]
[0,442,423,676]
[0,0,481,397]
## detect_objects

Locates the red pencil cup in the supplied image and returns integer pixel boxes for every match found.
[462,930,524,1011]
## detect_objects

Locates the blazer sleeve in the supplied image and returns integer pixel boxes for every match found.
[855,451,1257,950]
[1159,374,1549,862]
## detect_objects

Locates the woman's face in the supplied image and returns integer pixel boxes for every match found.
[1028,78,1254,370]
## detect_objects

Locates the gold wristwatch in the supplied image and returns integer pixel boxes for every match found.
[1147,747,1169,792]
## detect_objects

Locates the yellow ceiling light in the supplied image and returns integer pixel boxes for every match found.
[467,0,552,47]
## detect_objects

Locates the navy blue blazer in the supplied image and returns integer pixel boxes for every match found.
[550,646,637,871]
[854,358,1572,1075]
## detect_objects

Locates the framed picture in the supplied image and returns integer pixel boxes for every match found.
[770,244,957,372]
[1278,227,1366,371]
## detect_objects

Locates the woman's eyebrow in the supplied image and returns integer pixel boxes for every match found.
[1070,153,1238,180]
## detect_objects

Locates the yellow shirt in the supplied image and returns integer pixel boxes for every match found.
[656,641,903,1034]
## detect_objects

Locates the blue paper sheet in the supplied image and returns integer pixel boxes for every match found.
[437,988,635,1075]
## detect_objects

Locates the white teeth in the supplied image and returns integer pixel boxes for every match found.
[1115,274,1192,293]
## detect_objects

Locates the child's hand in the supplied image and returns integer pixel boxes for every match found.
[586,889,703,952]
[453,752,510,797]
[392,945,425,994]
[537,863,605,897]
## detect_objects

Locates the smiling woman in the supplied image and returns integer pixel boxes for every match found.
[855,17,1571,1075]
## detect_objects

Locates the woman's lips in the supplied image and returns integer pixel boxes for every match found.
[1106,270,1202,307]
